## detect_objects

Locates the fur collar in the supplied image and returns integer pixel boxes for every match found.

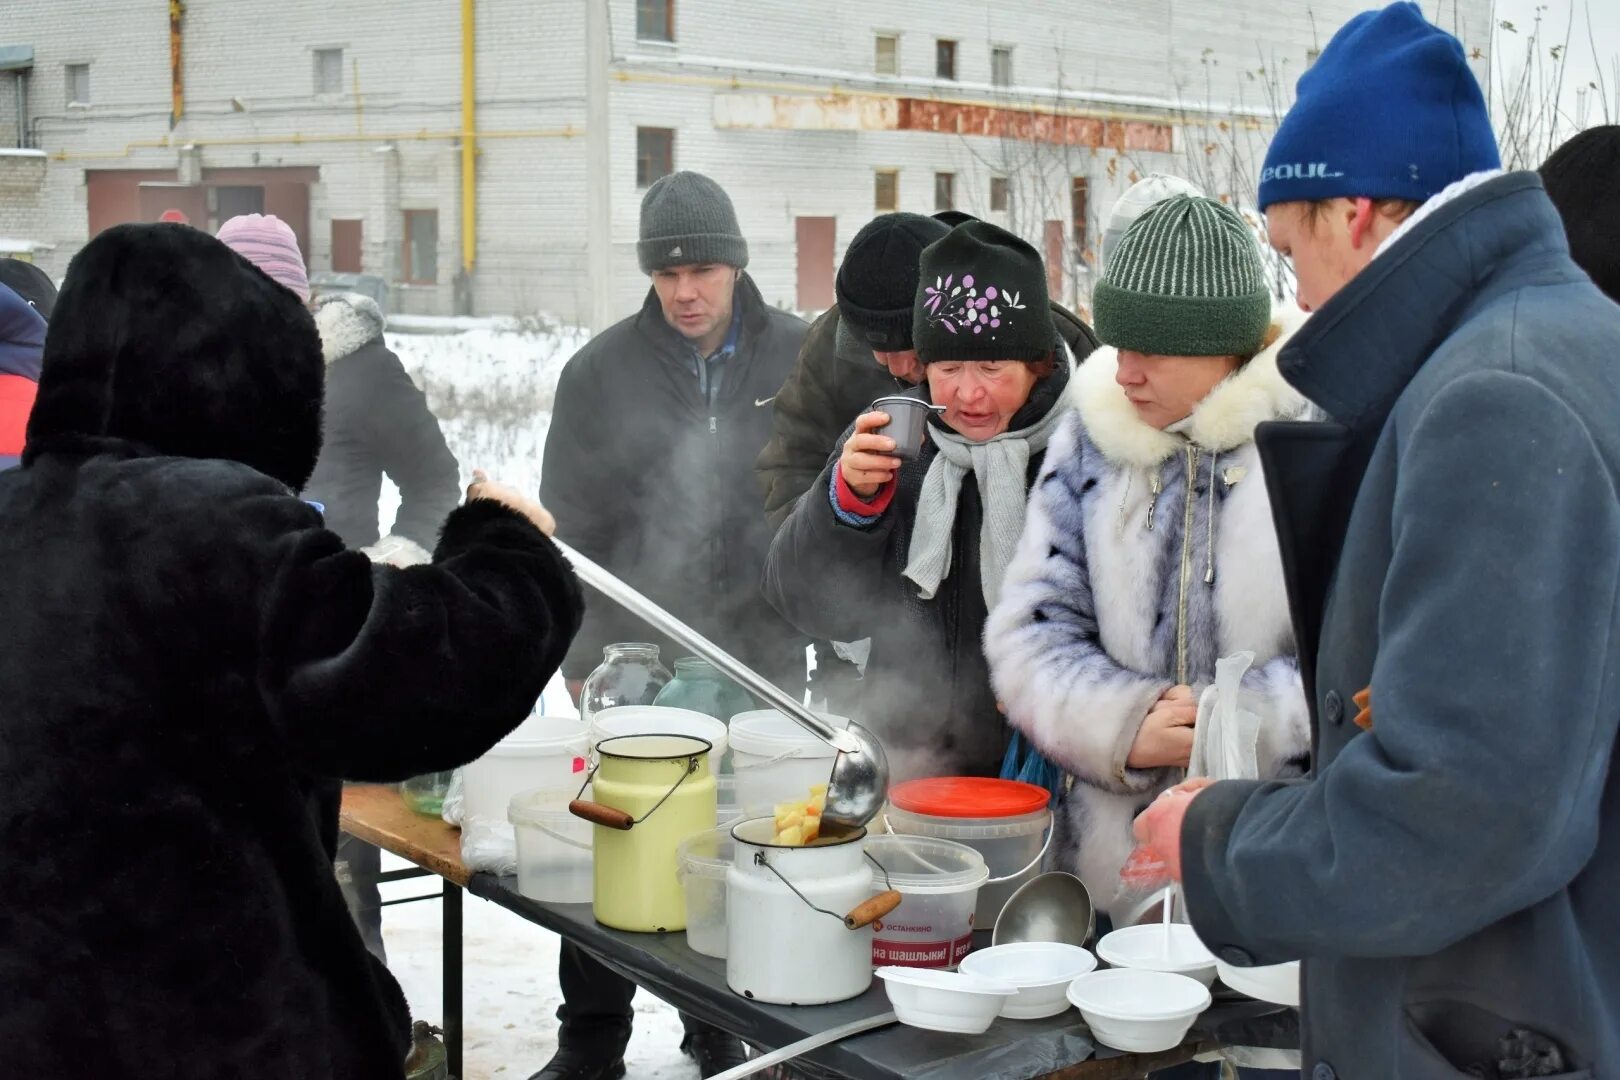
[1070,309,1310,468]
[313,293,386,365]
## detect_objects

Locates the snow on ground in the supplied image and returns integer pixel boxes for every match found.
[370,319,693,1079]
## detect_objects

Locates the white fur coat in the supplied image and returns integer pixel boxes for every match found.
[984,315,1314,918]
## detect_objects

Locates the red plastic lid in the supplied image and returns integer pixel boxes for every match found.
[889,777,1050,819]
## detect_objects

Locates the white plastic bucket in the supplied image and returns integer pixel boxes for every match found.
[884,778,1052,929]
[463,715,590,829]
[863,834,987,970]
[589,706,728,775]
[508,785,594,904]
[727,710,841,816]
[677,826,735,958]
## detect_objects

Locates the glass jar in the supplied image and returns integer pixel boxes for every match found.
[580,643,673,725]
[400,770,455,817]
[652,657,755,722]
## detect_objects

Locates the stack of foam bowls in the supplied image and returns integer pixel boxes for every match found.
[1096,924,1219,986]
[1067,968,1211,1052]
[463,715,590,830]
[677,825,735,959]
[875,967,1014,1034]
[883,778,1051,929]
[728,709,843,817]
[589,706,728,775]
[1214,957,1301,1006]
[957,941,1097,1019]
[508,784,595,904]
[863,834,987,969]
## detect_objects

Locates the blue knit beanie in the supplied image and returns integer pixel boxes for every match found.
[1257,2,1500,211]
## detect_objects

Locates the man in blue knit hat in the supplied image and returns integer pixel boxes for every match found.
[1135,4,1620,1077]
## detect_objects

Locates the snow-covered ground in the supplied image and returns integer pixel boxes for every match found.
[374,319,693,1079]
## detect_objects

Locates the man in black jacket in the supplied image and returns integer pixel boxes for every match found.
[537,171,808,1080]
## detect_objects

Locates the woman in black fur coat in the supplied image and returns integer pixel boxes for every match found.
[0,223,583,1078]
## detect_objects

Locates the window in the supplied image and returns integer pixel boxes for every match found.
[65,63,90,106]
[637,0,674,43]
[874,169,899,212]
[404,210,439,285]
[1071,177,1091,256]
[875,34,898,76]
[991,46,1013,87]
[314,48,343,95]
[934,172,955,213]
[936,39,957,80]
[990,176,1010,213]
[636,127,675,188]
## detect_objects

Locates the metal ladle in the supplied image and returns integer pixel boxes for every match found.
[550,538,891,831]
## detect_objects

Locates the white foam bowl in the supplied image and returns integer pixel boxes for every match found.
[1215,958,1301,1007]
[958,942,1098,1019]
[876,967,1014,1034]
[1067,969,1211,1053]
[1096,924,1218,987]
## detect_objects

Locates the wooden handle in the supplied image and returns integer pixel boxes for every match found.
[569,800,634,831]
[844,890,902,930]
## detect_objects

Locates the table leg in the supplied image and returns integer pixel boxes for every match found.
[445,881,463,1079]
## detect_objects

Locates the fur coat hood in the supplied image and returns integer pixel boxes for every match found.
[314,292,387,366]
[985,311,1313,919]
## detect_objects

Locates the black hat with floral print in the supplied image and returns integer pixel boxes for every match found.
[912,221,1055,363]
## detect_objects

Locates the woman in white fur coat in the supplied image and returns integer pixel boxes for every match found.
[986,195,1313,925]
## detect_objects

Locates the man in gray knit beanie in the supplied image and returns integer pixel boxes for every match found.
[535,168,807,1080]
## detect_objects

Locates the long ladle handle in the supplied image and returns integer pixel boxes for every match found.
[550,538,860,755]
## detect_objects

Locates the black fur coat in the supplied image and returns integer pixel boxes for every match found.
[0,224,583,1077]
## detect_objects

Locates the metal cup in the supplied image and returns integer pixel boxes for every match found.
[870,396,945,462]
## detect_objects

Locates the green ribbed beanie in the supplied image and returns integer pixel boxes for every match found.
[1092,194,1271,357]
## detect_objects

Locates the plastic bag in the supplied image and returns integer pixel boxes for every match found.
[441,768,522,876]
[1188,650,1262,783]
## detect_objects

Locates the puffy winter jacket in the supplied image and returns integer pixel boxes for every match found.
[303,293,461,560]
[0,282,45,469]
[542,275,810,689]
[986,318,1312,920]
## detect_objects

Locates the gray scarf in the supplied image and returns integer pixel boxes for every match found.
[903,399,1070,609]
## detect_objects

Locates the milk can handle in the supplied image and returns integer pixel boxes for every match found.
[752,851,901,930]
[568,756,702,832]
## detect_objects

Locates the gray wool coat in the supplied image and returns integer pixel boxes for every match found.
[1182,172,1620,1079]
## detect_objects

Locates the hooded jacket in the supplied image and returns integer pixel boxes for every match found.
[0,280,46,469]
[302,292,461,563]
[986,318,1313,919]
[0,223,582,1078]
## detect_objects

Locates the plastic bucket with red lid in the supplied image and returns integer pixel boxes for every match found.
[882,777,1053,929]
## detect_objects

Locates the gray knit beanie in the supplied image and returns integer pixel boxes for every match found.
[1092,195,1270,357]
[637,171,749,273]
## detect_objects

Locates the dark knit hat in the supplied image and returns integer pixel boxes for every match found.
[1257,2,1499,211]
[0,259,57,320]
[637,171,749,273]
[1541,125,1620,303]
[835,213,949,351]
[913,221,1054,363]
[1093,195,1271,357]
[932,210,978,228]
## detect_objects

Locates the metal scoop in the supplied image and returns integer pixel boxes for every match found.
[550,538,890,830]
[992,871,1097,947]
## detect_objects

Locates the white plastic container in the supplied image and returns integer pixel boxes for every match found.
[1215,958,1301,1006]
[463,715,590,829]
[1096,924,1219,987]
[1067,969,1211,1052]
[590,706,728,775]
[863,834,987,969]
[508,785,594,904]
[726,817,879,1005]
[875,967,1014,1034]
[677,826,735,959]
[728,710,843,816]
[958,942,1098,1019]
[884,778,1052,929]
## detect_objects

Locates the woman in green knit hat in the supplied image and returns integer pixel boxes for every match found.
[987,195,1309,1072]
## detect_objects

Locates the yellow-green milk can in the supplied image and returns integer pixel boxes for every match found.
[570,733,716,932]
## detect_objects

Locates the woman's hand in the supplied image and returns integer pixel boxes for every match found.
[1127,685,1197,769]
[467,469,557,537]
[839,412,902,499]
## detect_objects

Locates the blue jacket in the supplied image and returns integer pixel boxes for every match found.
[1182,173,1620,1078]
[0,283,46,470]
